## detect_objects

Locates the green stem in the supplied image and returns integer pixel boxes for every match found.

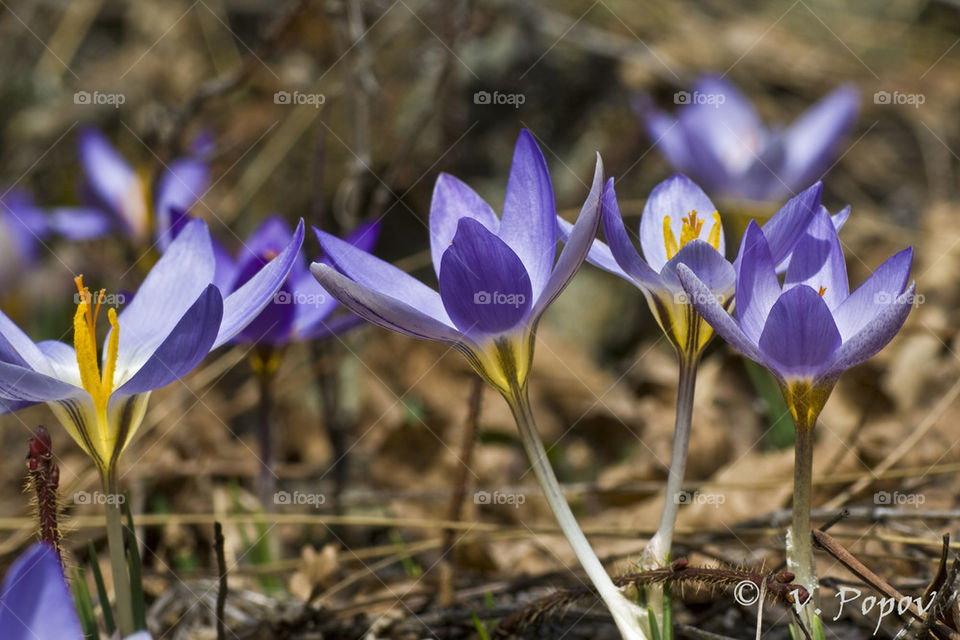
[505,383,647,640]
[104,473,134,636]
[788,421,820,635]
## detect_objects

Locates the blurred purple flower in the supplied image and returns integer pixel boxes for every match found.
[310,130,602,392]
[679,208,914,399]
[217,215,379,346]
[77,127,210,246]
[0,218,303,476]
[0,543,82,640]
[638,76,859,201]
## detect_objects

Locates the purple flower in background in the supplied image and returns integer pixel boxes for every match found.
[679,208,914,407]
[639,75,859,201]
[217,216,379,346]
[560,174,825,355]
[78,127,209,246]
[311,130,602,392]
[0,543,82,640]
[0,218,303,476]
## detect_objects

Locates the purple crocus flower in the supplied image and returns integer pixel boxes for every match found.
[561,173,825,355]
[0,218,304,477]
[218,216,378,347]
[0,543,82,640]
[78,127,209,246]
[311,130,602,393]
[639,76,859,201]
[679,208,914,408]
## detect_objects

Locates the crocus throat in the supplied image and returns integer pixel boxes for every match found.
[73,276,120,420]
[662,210,722,260]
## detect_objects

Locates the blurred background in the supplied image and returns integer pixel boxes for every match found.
[0,1,959,637]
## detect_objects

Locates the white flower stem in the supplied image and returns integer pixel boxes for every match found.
[505,383,648,640]
[104,473,135,636]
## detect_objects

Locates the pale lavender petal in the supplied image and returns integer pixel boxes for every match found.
[429,173,499,279]
[781,85,859,188]
[557,216,630,281]
[498,130,556,298]
[0,543,83,640]
[155,158,209,249]
[784,208,849,309]
[758,285,841,380]
[660,239,735,304]
[639,173,720,271]
[832,248,912,340]
[311,263,462,342]
[735,221,781,342]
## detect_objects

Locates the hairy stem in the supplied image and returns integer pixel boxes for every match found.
[104,473,134,636]
[505,383,647,640]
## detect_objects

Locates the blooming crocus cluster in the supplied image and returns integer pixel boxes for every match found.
[638,75,859,201]
[679,208,914,633]
[0,543,150,640]
[313,130,648,639]
[77,127,210,247]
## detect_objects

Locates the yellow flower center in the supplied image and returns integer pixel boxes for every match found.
[662,209,722,260]
[73,276,120,417]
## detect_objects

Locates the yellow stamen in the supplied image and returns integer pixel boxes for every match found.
[663,209,723,259]
[818,286,827,297]
[73,276,120,415]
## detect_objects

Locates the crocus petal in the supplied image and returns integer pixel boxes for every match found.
[738,181,823,273]
[315,226,451,325]
[497,130,556,298]
[154,158,209,244]
[212,237,237,292]
[0,361,79,403]
[46,207,114,240]
[598,178,665,289]
[660,239,735,303]
[776,204,850,273]
[532,154,604,317]
[781,85,859,188]
[824,282,915,380]
[556,216,630,280]
[289,270,340,338]
[735,222,780,342]
[439,218,532,335]
[677,263,768,366]
[345,220,380,254]
[36,341,81,387]
[78,128,147,236]
[429,173,499,279]
[639,173,720,271]
[0,309,47,370]
[214,220,304,348]
[117,285,223,394]
[758,285,842,380]
[115,218,215,372]
[832,248,912,340]
[311,263,462,342]
[784,208,849,309]
[636,95,692,171]
[0,543,83,640]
